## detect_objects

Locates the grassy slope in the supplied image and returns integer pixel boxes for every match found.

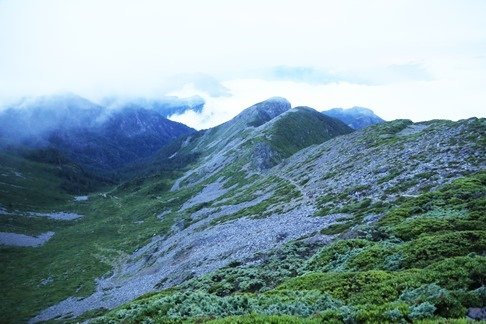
[267,107,353,158]
[0,151,71,210]
[0,145,296,322]
[0,149,206,322]
[95,172,485,323]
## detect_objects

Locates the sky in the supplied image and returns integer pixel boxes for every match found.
[0,0,485,129]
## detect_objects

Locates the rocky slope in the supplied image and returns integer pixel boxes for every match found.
[160,98,353,191]
[89,117,484,323]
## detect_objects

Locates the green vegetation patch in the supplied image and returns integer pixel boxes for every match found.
[266,108,353,159]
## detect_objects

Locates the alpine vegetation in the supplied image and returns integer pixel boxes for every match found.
[0,97,485,323]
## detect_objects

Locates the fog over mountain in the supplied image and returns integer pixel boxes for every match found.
[1,1,485,126]
[101,95,205,117]
[0,93,198,171]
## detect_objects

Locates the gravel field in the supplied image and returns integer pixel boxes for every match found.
[0,231,55,247]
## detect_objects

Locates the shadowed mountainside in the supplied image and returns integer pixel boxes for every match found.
[0,93,196,172]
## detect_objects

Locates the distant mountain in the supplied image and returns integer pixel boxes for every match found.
[0,94,195,172]
[124,97,296,178]
[322,106,384,129]
[0,93,103,144]
[182,97,293,157]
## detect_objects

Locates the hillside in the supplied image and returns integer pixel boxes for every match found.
[0,98,484,323]
[89,117,485,323]
[96,171,486,323]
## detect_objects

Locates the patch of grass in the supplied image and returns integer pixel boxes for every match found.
[385,178,420,194]
[363,119,413,147]
[0,214,72,236]
[377,168,403,184]
[266,107,353,159]
[321,170,338,180]
[0,154,202,322]
[0,151,72,210]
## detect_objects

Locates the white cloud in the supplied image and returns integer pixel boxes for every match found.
[0,0,485,123]
[169,74,486,129]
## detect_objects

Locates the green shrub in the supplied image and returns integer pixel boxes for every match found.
[206,314,322,323]
[319,221,354,235]
[177,242,312,296]
[277,270,410,305]
[424,256,486,291]
[305,239,372,272]
[402,231,486,268]
[96,290,345,323]
[345,242,398,271]
[409,302,436,320]
[383,253,405,271]
[399,284,465,317]
[379,171,486,228]
[384,307,406,322]
[390,209,482,241]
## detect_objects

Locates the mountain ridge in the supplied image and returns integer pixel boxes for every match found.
[0,97,484,323]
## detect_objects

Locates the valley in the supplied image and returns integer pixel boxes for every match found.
[0,97,484,323]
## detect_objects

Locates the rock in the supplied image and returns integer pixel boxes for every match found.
[27,212,83,220]
[252,142,276,171]
[40,277,54,286]
[467,307,486,320]
[0,231,55,247]
[180,179,231,211]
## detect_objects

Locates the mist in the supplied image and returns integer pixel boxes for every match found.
[0,93,202,144]
[0,0,485,129]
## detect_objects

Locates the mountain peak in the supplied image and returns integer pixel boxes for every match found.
[261,105,353,164]
[264,96,291,105]
[344,106,375,115]
[239,97,291,127]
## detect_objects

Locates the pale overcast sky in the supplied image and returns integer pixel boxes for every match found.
[0,0,485,129]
